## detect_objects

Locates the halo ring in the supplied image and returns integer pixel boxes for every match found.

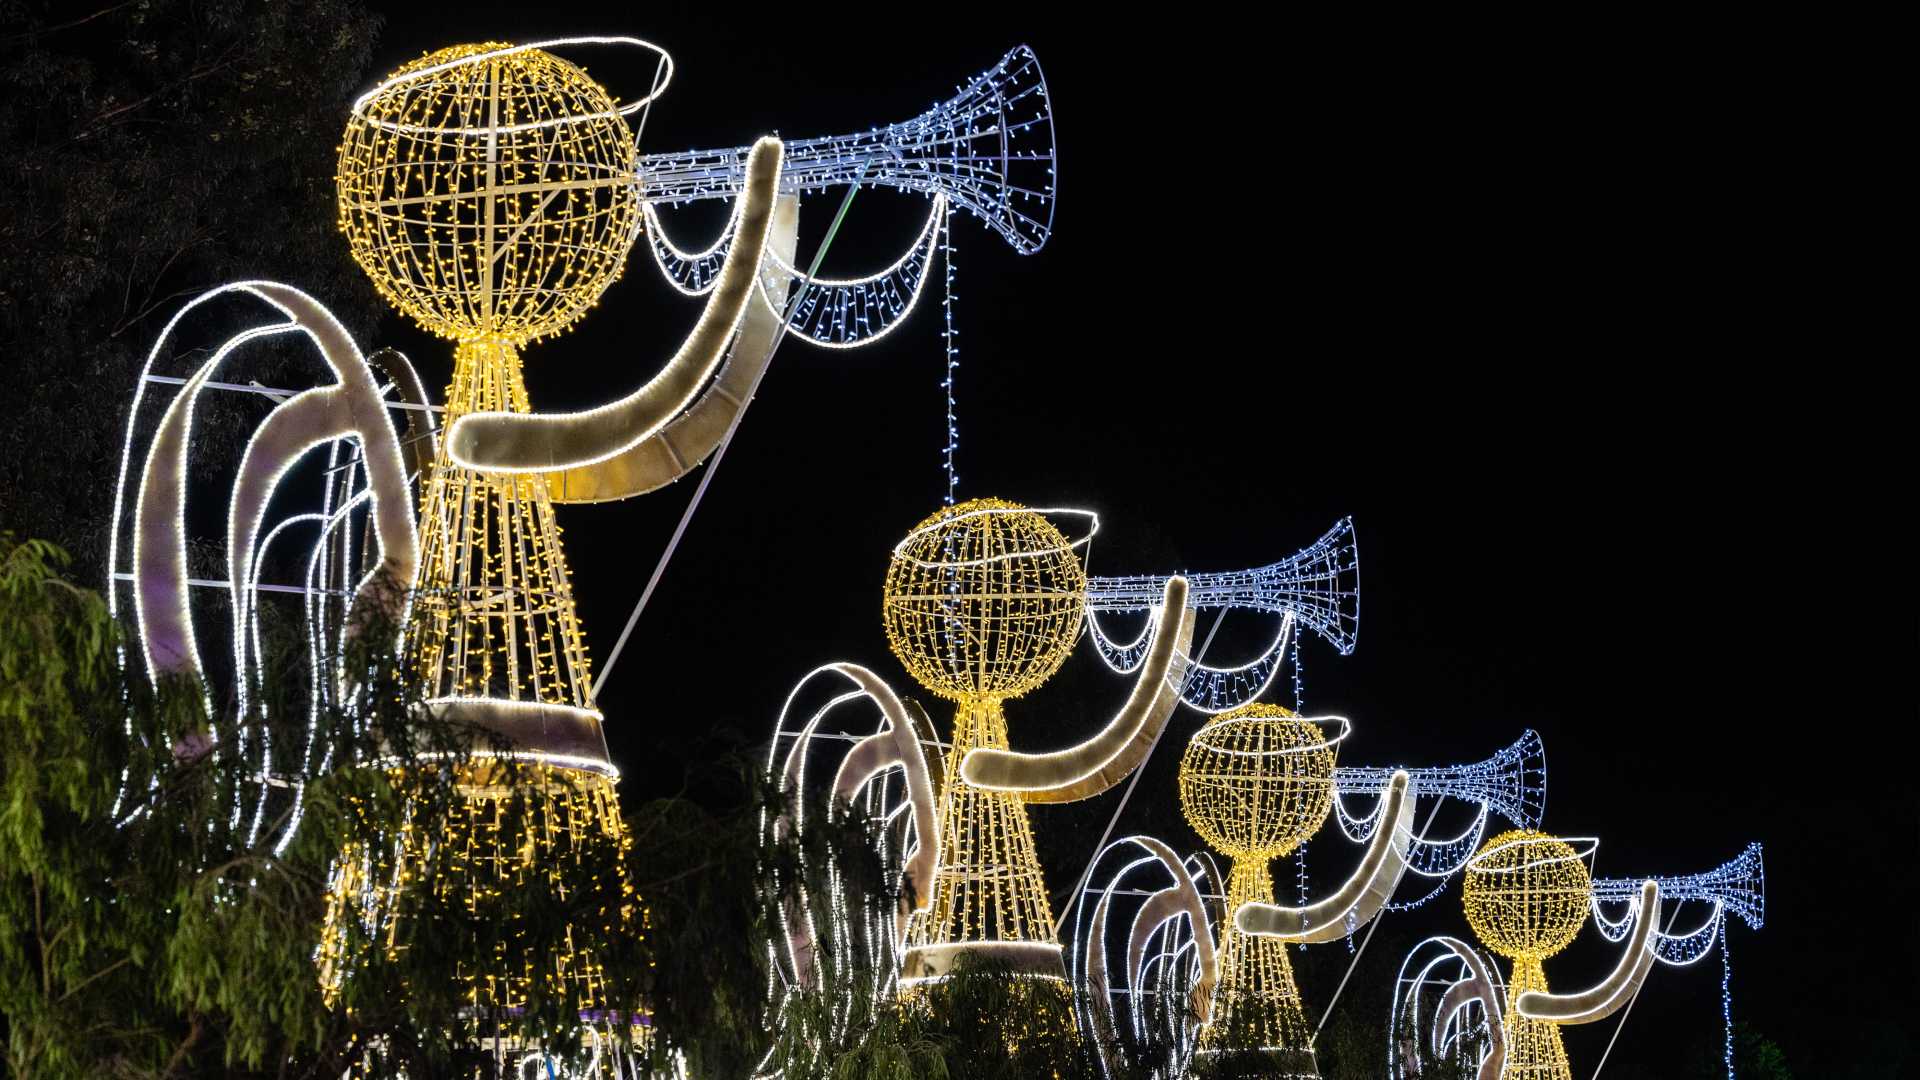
[1467,833,1599,876]
[1189,713,1352,758]
[349,36,676,137]
[889,505,1100,569]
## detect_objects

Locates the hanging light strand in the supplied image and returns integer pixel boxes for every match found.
[940,200,958,504]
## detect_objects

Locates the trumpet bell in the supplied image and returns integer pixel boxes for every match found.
[638,45,1057,254]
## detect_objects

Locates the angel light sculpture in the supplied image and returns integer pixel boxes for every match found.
[883,498,1195,990]
[762,496,1193,1034]
[314,38,788,1067]
[1456,831,1597,1079]
[1391,837,1764,1080]
[1174,705,1410,1074]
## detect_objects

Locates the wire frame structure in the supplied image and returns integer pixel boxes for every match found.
[1177,704,1339,1075]
[883,496,1088,702]
[1070,838,1225,1079]
[637,44,1054,257]
[320,41,648,1074]
[336,42,644,345]
[883,498,1090,985]
[1388,935,1507,1079]
[1085,516,1360,713]
[1461,830,1594,1080]
[1590,842,1765,941]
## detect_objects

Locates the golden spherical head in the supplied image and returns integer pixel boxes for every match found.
[1462,830,1593,961]
[1178,704,1339,859]
[882,498,1088,702]
[338,42,640,343]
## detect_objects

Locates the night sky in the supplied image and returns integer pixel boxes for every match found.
[347,6,1906,1073]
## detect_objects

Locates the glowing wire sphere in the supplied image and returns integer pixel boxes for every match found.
[882,497,1090,701]
[1178,704,1343,860]
[1462,830,1593,962]
[338,42,644,343]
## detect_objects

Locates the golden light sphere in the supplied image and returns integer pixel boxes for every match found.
[1462,830,1593,961]
[337,42,640,344]
[882,497,1088,702]
[1178,704,1338,859]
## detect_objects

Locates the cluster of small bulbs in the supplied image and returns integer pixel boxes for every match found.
[1178,704,1339,1070]
[336,43,640,345]
[317,764,640,1016]
[409,339,595,706]
[884,502,1087,971]
[1461,830,1595,1080]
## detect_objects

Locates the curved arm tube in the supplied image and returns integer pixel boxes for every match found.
[1084,888,1119,1050]
[960,577,1193,802]
[1121,837,1219,1026]
[136,283,415,688]
[412,699,611,774]
[137,359,228,680]
[773,709,826,991]
[1516,880,1660,1024]
[226,289,419,674]
[1426,936,1506,1080]
[902,697,946,799]
[825,663,941,915]
[538,193,800,502]
[366,347,438,478]
[1237,770,1414,943]
[445,136,785,475]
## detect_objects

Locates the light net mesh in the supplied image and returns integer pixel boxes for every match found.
[409,340,593,706]
[1180,704,1338,1072]
[337,42,640,344]
[882,497,1087,703]
[1462,830,1594,1080]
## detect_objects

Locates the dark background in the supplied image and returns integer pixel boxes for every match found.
[36,2,1904,1073]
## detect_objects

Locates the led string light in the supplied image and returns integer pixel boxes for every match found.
[1086,516,1360,652]
[1393,840,1765,1079]
[108,39,1068,1075]
[868,499,1199,998]
[348,36,673,136]
[641,193,947,352]
[336,43,645,345]
[1460,830,1595,1080]
[1387,936,1508,1080]
[1589,844,1763,1079]
[638,198,741,295]
[762,662,942,1018]
[1332,729,1548,892]
[1083,517,1360,715]
[757,195,944,350]
[939,200,958,504]
[108,280,421,856]
[1177,705,1342,1073]
[1590,843,1765,933]
[636,45,1055,256]
[1086,609,1298,715]
[1720,918,1734,1079]
[1071,838,1222,1078]
[322,41,661,1071]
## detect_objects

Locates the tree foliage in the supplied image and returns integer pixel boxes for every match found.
[0,0,388,574]
[0,534,609,1077]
